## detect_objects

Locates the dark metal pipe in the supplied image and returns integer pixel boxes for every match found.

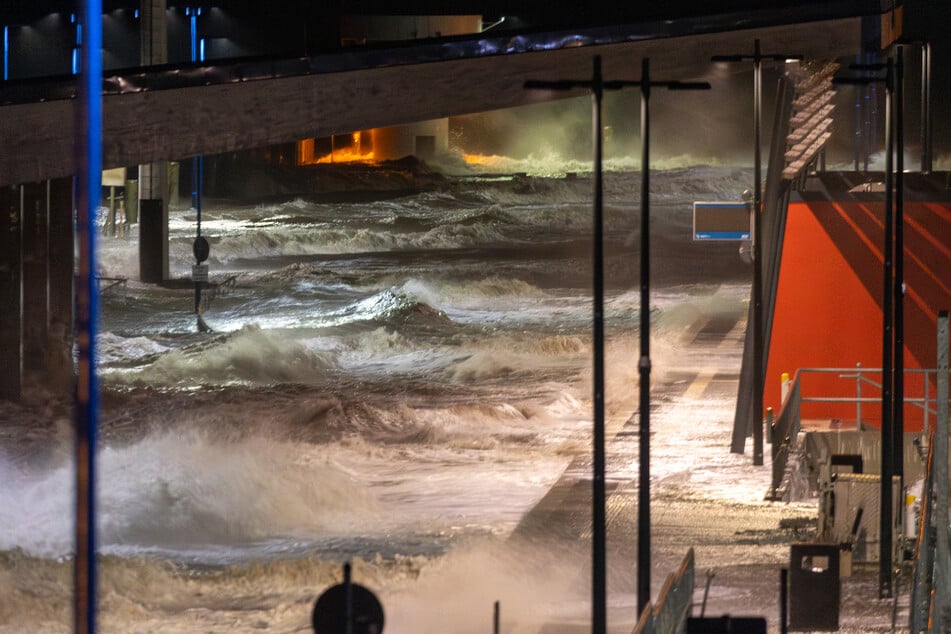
[921,42,932,173]
[752,39,764,466]
[894,47,904,490]
[879,55,895,600]
[591,54,607,634]
[523,57,610,634]
[854,54,861,172]
[637,56,653,618]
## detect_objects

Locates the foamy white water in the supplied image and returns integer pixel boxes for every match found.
[0,161,758,633]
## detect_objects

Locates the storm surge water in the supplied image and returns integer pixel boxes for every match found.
[0,160,754,633]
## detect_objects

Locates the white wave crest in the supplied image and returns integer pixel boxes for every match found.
[112,324,337,386]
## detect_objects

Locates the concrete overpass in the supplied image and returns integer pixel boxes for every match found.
[0,9,890,187]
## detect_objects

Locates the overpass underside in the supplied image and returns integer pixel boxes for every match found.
[0,8,891,401]
[0,14,876,186]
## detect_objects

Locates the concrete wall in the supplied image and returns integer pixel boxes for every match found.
[766,198,951,430]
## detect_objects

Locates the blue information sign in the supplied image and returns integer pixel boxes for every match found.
[693,201,751,241]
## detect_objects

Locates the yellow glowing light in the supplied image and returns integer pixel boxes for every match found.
[297,130,377,165]
[313,149,375,164]
[462,153,507,167]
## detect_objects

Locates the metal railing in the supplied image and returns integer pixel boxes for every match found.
[767,365,950,500]
[632,549,695,634]
[799,364,945,433]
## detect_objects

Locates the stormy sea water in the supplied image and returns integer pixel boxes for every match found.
[0,159,767,633]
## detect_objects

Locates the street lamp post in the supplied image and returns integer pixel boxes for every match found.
[605,59,710,616]
[526,56,709,627]
[712,39,802,466]
[525,56,610,634]
[834,53,900,599]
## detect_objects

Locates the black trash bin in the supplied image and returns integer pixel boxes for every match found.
[788,543,840,631]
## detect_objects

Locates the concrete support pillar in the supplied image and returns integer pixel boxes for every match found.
[138,0,169,283]
[139,198,167,283]
[0,184,21,401]
[371,119,449,161]
[21,182,48,378]
[140,0,168,66]
[47,178,74,393]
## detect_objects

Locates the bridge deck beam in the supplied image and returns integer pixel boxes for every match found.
[0,17,865,187]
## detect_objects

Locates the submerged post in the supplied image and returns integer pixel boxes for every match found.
[75,0,102,632]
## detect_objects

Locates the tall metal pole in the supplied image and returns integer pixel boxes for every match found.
[879,56,895,600]
[920,42,932,174]
[525,58,607,634]
[190,7,205,331]
[834,56,901,599]
[74,1,102,632]
[637,57,652,617]
[751,39,764,466]
[590,56,607,634]
[526,61,708,630]
[893,47,904,492]
[712,40,800,462]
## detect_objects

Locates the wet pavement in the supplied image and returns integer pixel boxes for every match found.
[510,288,911,633]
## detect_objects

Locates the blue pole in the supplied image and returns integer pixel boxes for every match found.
[75,0,101,632]
[3,26,8,81]
[190,13,197,63]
